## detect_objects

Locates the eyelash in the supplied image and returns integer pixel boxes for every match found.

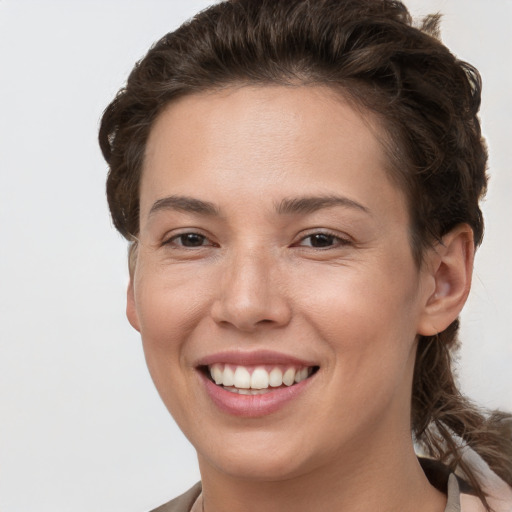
[163,232,214,248]
[294,231,352,249]
[162,230,351,250]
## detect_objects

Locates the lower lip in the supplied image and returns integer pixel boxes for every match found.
[200,372,314,418]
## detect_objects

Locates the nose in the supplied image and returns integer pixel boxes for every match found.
[210,249,292,332]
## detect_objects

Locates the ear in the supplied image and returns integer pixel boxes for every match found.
[126,241,141,332]
[126,277,141,332]
[417,224,475,336]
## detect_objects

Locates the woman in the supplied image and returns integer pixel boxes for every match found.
[99,1,512,511]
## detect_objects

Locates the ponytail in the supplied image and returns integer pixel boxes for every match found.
[412,321,512,511]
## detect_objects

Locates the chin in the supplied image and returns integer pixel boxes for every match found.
[194,425,334,483]
[201,447,312,482]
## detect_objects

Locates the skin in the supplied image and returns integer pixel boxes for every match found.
[127,85,474,512]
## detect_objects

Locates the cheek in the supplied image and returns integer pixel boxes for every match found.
[296,259,421,367]
[132,268,207,390]
[297,265,421,436]
[134,260,210,338]
[132,274,210,434]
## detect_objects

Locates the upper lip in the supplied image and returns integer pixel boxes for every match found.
[195,349,318,368]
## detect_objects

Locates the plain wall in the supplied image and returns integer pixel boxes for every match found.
[0,1,510,511]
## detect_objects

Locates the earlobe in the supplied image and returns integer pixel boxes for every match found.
[126,278,141,332]
[417,224,475,336]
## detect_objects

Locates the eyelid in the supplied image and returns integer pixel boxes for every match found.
[159,228,352,249]
[293,229,353,248]
[162,229,217,248]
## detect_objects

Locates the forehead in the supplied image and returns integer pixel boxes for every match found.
[141,85,405,221]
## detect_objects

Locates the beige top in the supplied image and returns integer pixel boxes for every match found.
[151,477,464,512]
[151,465,512,512]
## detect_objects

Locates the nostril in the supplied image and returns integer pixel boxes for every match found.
[209,265,292,330]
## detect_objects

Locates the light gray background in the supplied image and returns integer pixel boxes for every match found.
[0,1,510,511]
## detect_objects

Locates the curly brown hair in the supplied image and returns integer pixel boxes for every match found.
[99,1,512,508]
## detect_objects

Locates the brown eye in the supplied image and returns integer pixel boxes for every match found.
[307,233,336,247]
[296,232,351,249]
[172,233,209,247]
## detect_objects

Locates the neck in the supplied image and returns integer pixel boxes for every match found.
[198,435,446,512]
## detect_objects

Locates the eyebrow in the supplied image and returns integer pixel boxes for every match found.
[148,193,370,219]
[149,195,220,218]
[275,195,370,215]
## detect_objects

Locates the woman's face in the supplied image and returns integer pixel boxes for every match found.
[129,86,435,481]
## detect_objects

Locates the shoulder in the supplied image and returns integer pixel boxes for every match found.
[459,489,512,512]
[458,449,512,512]
[420,457,512,512]
[475,470,512,512]
[445,471,512,512]
[150,482,202,512]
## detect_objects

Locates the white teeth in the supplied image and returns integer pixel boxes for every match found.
[282,368,296,386]
[250,389,267,395]
[211,364,223,385]
[223,365,235,386]
[269,367,283,387]
[233,366,251,389]
[251,367,269,389]
[295,367,309,383]
[208,364,313,390]
[221,387,278,395]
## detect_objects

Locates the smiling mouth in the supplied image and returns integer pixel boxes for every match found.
[202,364,319,395]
